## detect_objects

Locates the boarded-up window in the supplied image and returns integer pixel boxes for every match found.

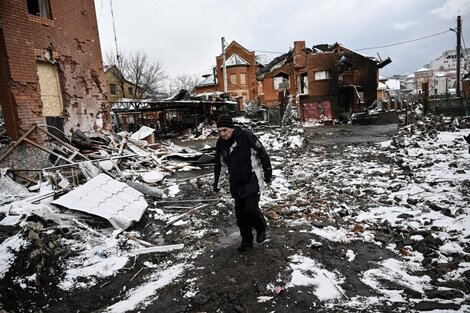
[230,74,237,86]
[37,62,63,116]
[240,73,246,85]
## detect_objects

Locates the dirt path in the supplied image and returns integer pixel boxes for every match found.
[3,122,468,313]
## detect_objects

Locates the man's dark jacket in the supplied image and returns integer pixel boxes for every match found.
[213,127,272,199]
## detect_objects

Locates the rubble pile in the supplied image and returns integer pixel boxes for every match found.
[0,116,469,312]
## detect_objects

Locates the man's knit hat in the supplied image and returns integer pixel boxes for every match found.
[216,114,234,128]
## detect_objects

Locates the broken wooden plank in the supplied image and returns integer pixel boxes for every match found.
[23,138,74,164]
[156,198,220,204]
[37,125,117,179]
[165,204,208,227]
[163,206,194,210]
[41,154,138,171]
[0,125,37,162]
[125,235,156,247]
[130,244,184,255]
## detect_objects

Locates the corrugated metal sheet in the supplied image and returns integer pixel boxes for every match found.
[130,125,155,141]
[51,173,148,230]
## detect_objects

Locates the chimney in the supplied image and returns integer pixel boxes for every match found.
[294,41,306,68]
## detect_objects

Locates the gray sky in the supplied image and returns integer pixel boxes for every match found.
[94,0,470,80]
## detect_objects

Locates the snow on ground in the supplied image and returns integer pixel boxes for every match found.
[1,119,470,312]
[0,234,29,280]
[256,124,470,311]
[287,254,346,301]
[104,263,186,313]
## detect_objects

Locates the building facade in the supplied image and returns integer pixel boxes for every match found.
[257,41,382,121]
[430,48,470,72]
[194,41,259,103]
[0,0,108,141]
[104,65,148,103]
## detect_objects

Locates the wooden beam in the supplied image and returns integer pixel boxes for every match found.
[0,125,37,162]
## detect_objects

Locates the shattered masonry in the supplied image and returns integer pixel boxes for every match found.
[0,0,109,143]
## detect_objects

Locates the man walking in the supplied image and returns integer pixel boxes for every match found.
[213,114,272,252]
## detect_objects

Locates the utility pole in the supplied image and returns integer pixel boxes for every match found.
[221,37,228,93]
[456,15,462,97]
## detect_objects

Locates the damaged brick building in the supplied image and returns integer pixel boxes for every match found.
[257,41,391,122]
[195,39,390,122]
[0,0,109,142]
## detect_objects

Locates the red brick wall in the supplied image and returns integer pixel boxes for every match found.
[307,52,339,97]
[260,64,296,107]
[216,41,257,100]
[0,0,108,140]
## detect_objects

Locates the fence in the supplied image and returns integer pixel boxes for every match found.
[430,97,470,116]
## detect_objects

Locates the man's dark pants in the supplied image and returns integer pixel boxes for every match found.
[234,193,266,244]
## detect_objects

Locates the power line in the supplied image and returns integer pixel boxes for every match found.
[252,49,285,54]
[356,30,452,51]
[250,30,453,55]
[109,0,120,62]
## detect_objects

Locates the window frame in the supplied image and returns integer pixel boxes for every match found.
[27,0,52,19]
[299,72,308,94]
[230,73,237,86]
[240,73,246,85]
[314,70,331,80]
[110,83,117,96]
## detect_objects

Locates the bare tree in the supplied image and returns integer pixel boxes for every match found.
[105,51,167,101]
[126,51,167,99]
[168,74,201,96]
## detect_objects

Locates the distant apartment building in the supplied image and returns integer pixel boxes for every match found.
[0,0,108,141]
[430,48,470,72]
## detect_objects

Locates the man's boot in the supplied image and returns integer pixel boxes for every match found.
[256,231,267,243]
[237,241,253,252]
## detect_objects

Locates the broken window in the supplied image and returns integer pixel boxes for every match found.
[230,74,237,86]
[37,62,63,116]
[314,70,331,80]
[240,73,246,85]
[27,0,52,19]
[110,83,117,95]
[299,73,308,94]
[273,73,289,90]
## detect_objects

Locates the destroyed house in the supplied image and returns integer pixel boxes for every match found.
[0,0,108,142]
[257,41,390,122]
[111,91,239,134]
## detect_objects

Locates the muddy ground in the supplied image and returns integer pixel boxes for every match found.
[1,123,468,312]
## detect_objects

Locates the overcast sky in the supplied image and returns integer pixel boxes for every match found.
[94,0,470,80]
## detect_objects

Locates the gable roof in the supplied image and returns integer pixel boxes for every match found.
[223,53,250,67]
[225,40,252,54]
